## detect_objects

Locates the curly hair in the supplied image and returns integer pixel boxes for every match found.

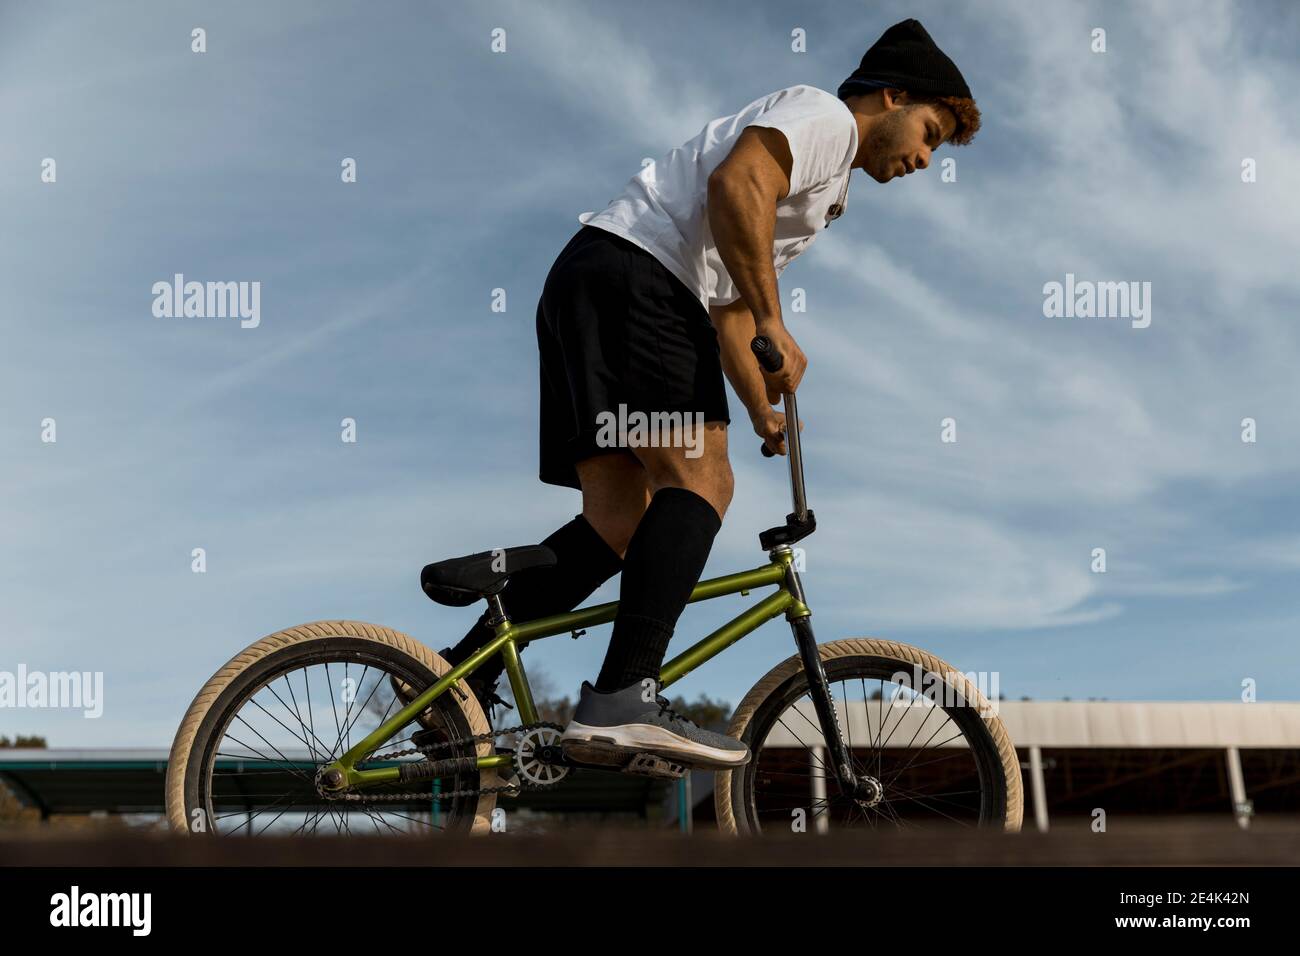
[907,93,981,146]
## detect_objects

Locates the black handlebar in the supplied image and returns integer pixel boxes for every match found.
[751,336,781,457]
[751,335,784,374]
[750,337,811,527]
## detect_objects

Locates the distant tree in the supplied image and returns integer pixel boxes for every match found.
[664,693,732,729]
[496,664,575,724]
[0,735,46,748]
[497,667,732,729]
[536,694,576,726]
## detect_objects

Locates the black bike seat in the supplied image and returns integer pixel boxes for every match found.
[421,545,556,607]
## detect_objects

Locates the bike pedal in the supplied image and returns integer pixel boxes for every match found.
[621,753,688,780]
[559,739,625,768]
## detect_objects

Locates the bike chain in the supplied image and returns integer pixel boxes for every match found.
[315,721,567,805]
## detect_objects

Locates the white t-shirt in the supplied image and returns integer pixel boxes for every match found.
[580,84,859,312]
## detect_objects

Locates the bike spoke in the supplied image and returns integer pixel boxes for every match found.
[222,729,315,784]
[750,663,997,833]
[263,681,334,761]
[201,653,478,836]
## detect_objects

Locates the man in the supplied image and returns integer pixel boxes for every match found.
[441,19,980,769]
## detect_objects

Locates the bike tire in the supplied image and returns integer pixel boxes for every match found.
[165,620,498,836]
[717,638,1023,835]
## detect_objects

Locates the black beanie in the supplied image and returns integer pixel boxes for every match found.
[837,19,972,101]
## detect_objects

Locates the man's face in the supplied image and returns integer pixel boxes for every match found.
[864,99,956,183]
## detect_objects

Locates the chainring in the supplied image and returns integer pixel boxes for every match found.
[512,724,570,788]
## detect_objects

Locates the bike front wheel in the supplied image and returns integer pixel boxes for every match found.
[717,638,1023,835]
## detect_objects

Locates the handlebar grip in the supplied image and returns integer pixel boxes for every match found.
[754,336,783,457]
[751,335,784,373]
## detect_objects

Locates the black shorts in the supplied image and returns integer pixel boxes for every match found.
[537,225,731,489]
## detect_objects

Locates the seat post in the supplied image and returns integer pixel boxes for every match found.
[484,592,509,627]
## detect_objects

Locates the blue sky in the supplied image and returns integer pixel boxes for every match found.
[2,0,1298,746]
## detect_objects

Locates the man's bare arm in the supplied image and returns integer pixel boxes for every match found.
[711,297,791,455]
[707,127,789,330]
[706,126,808,397]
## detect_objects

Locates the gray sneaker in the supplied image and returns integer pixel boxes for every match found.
[560,680,750,770]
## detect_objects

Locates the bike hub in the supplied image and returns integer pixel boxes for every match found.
[852,775,883,808]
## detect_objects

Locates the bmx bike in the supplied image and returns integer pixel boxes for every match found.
[165,338,1023,837]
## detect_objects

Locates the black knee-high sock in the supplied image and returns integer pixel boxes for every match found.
[595,487,721,693]
[445,514,623,682]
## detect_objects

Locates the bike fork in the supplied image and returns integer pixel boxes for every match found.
[788,615,863,798]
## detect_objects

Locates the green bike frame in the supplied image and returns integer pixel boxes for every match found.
[321,548,810,793]
[319,337,869,798]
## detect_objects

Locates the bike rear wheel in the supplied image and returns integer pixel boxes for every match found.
[165,620,498,836]
[717,638,1022,835]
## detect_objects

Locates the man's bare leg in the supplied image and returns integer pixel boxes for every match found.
[595,420,733,688]
[438,455,633,696]
[631,421,734,519]
[560,421,750,770]
[575,451,651,557]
